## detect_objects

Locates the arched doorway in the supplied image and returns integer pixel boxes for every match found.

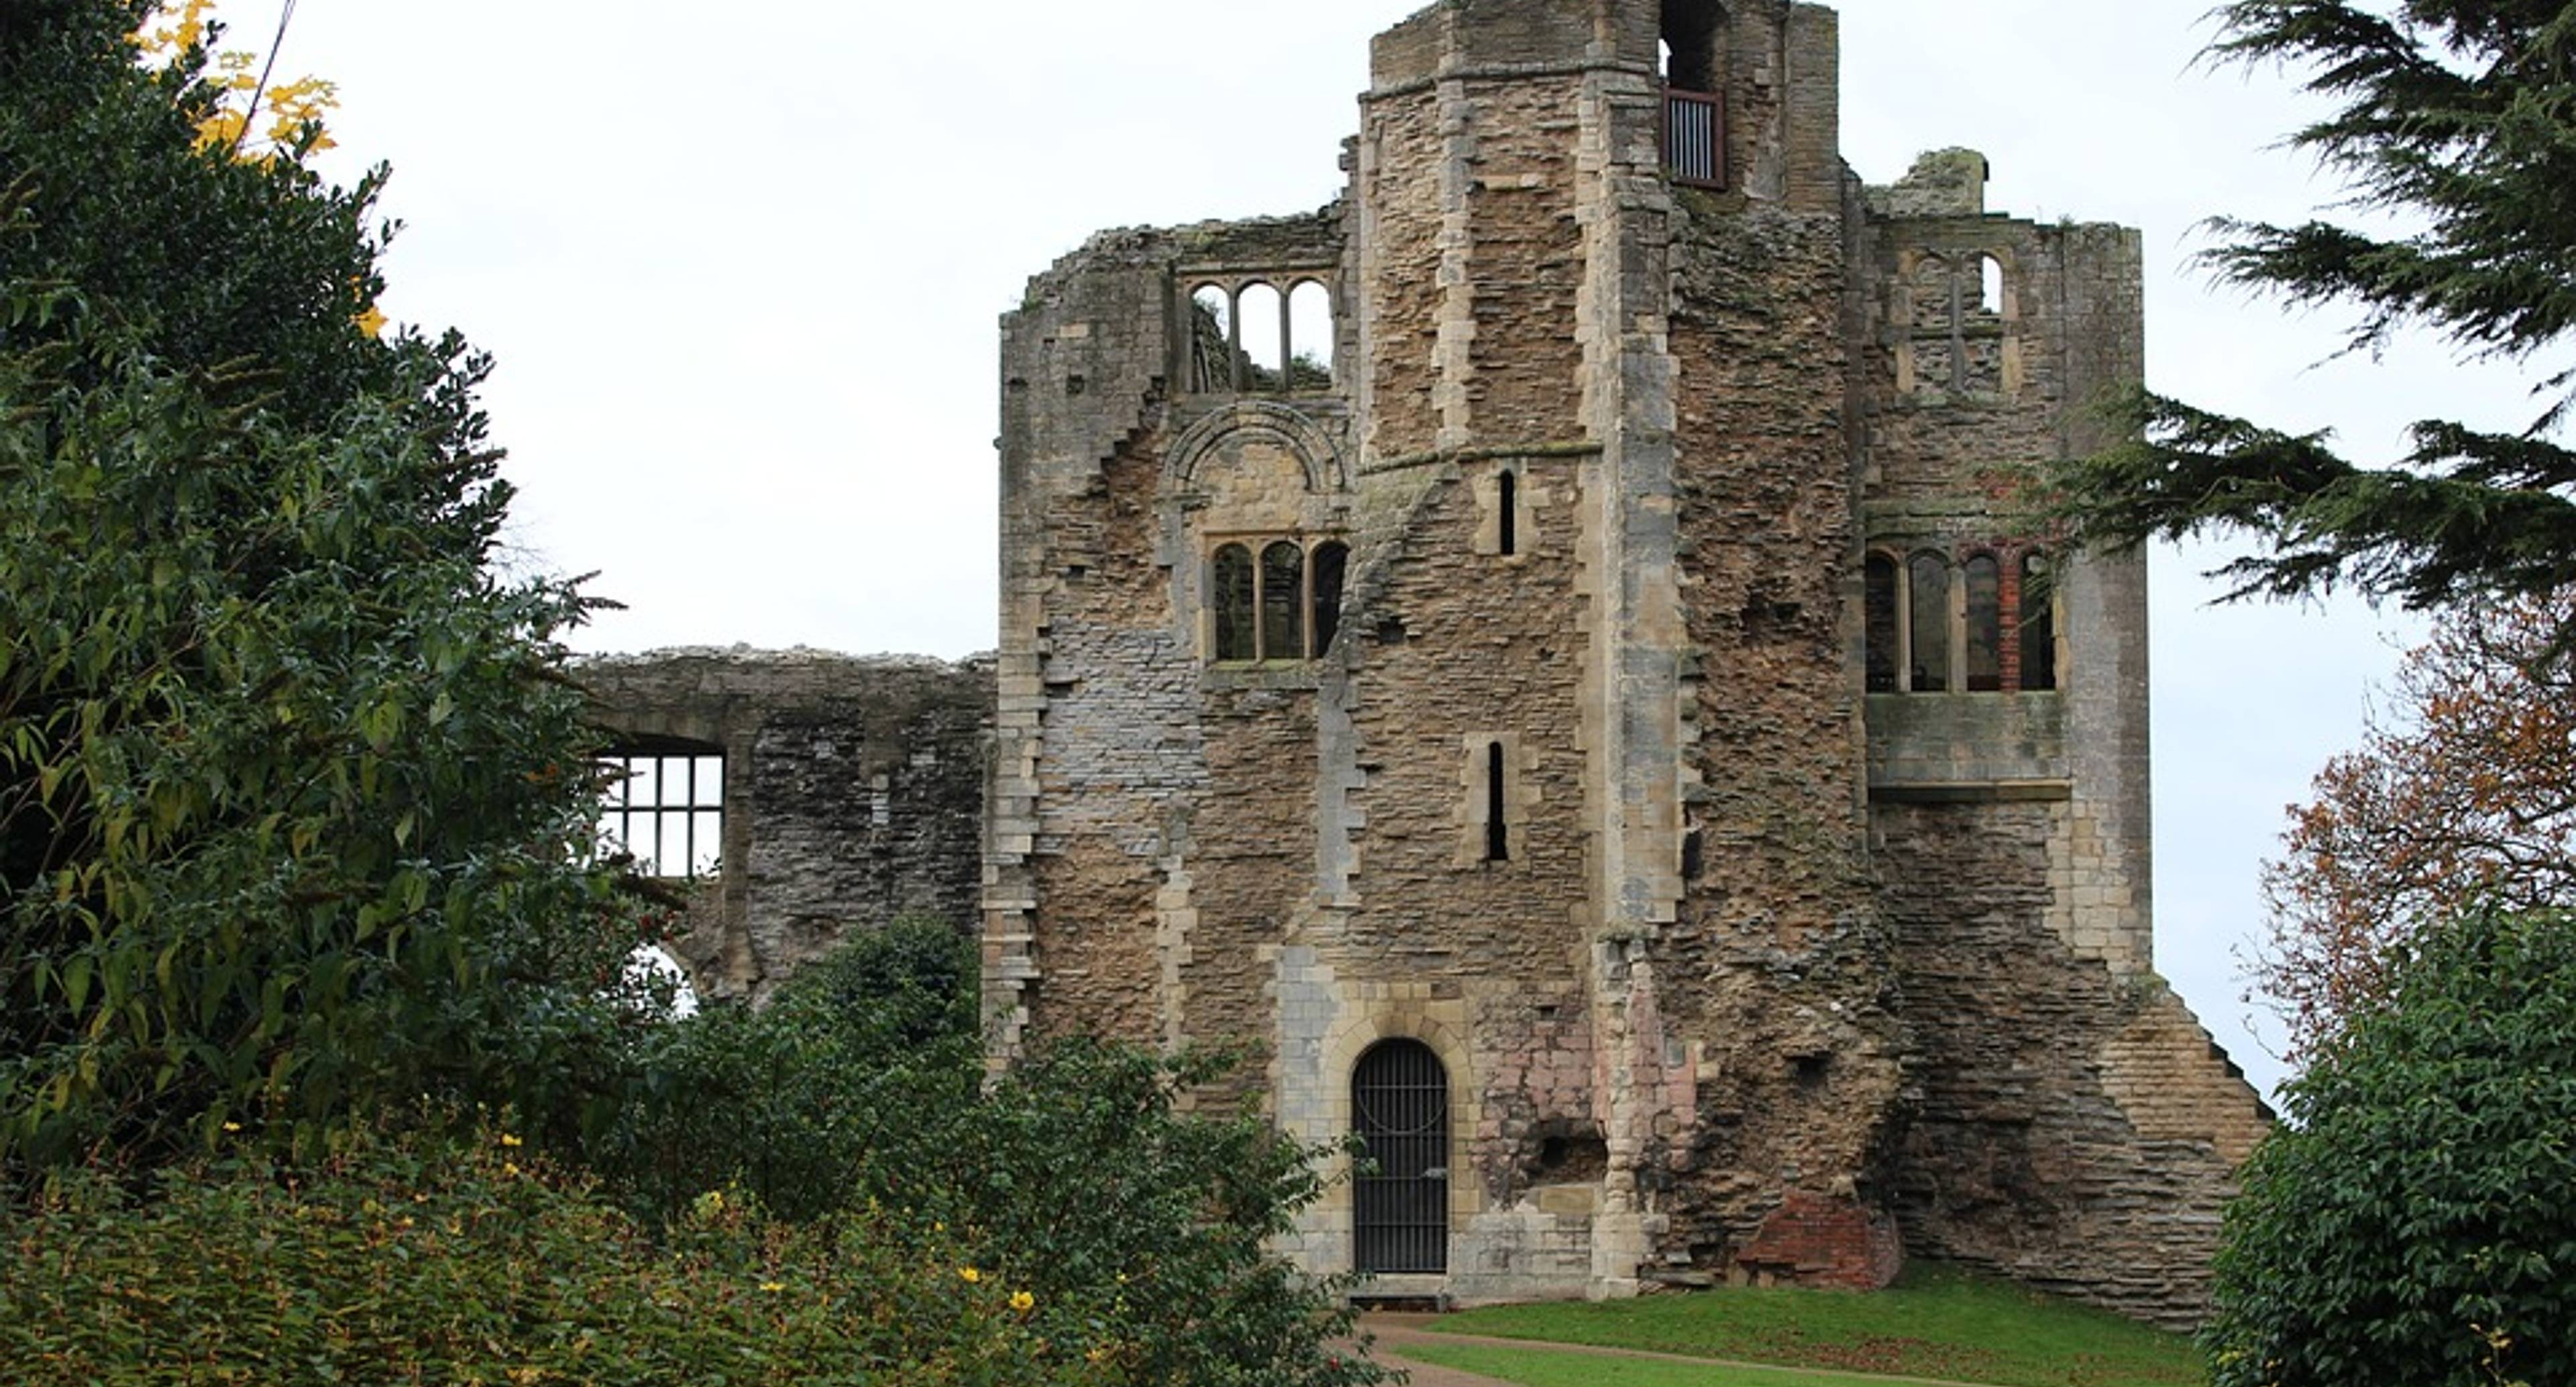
[1352,1038,1450,1274]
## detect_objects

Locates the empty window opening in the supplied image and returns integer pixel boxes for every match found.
[2019,553,2058,691]
[1660,0,1724,91]
[1188,284,1235,392]
[1523,1123,1609,1186]
[1484,740,1511,863]
[1964,554,2002,691]
[1353,1039,1450,1274]
[1863,553,1899,694]
[601,748,723,878]
[1287,279,1334,389]
[1260,541,1306,660]
[1311,540,1349,656]
[1238,283,1287,391]
[1212,543,1256,661]
[1908,553,1950,693]
[1976,254,2006,320]
[1210,537,1347,663]
[1497,469,1518,555]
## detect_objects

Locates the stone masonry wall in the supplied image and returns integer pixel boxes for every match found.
[1657,192,1911,1284]
[1876,799,2264,1328]
[967,0,2272,1327]
[580,649,990,1003]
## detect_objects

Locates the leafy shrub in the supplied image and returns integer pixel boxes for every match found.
[1,1120,1114,1385]
[584,921,1391,1386]
[2206,906,2576,1387]
[572,917,981,1224]
[1,1,639,1174]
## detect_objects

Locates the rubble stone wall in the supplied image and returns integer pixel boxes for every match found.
[580,649,989,1003]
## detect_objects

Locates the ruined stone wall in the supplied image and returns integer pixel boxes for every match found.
[976,0,2271,1328]
[580,649,989,1003]
[1876,801,2261,1328]
[1853,159,2265,1327]
[1656,190,1909,1286]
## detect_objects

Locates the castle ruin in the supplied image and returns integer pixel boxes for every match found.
[592,0,2270,1327]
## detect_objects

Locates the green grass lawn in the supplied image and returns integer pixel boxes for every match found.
[1394,1339,1947,1387]
[1418,1263,2204,1387]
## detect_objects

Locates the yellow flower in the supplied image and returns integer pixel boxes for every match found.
[759,1281,786,1294]
[1010,1290,1034,1313]
[957,1266,981,1284]
[220,1121,241,1133]
[502,1162,521,1178]
[499,1132,523,1148]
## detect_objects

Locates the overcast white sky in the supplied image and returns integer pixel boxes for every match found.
[224,0,2555,1101]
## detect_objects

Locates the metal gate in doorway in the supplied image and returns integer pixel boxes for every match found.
[1352,1038,1448,1274]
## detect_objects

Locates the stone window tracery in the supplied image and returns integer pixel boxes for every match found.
[1900,249,2015,400]
[1866,546,2061,694]
[1207,536,1347,663]
[1186,276,1335,394]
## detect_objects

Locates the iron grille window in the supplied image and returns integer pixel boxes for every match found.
[601,751,724,878]
[1353,1039,1450,1274]
[1664,88,1725,188]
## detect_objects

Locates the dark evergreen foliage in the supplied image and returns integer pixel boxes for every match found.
[2204,906,2576,1387]
[2043,1,2576,645]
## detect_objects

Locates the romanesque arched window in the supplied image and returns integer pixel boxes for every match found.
[2019,551,2058,691]
[1908,552,1951,693]
[1287,279,1333,390]
[1208,537,1346,664]
[1212,543,1256,661]
[1866,544,2062,694]
[1964,553,2002,691]
[1185,278,1336,394]
[1311,540,1349,656]
[1239,283,1287,391]
[1259,541,1306,660]
[1864,552,1899,693]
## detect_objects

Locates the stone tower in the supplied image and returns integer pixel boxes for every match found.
[985,0,2267,1324]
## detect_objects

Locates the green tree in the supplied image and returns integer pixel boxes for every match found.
[2255,590,2576,1057]
[2205,905,2576,1387]
[0,0,633,1170]
[586,923,1393,1387]
[2041,1,2576,649]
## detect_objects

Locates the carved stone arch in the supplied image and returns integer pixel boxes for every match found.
[1163,400,1348,498]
